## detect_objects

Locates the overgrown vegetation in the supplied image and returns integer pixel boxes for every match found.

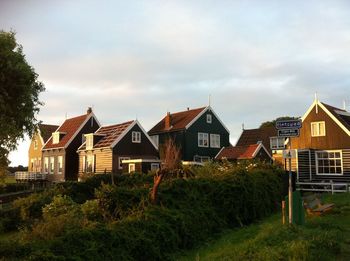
[178,193,350,261]
[0,162,282,260]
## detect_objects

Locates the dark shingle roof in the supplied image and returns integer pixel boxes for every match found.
[216,144,260,160]
[148,107,206,134]
[38,124,59,143]
[236,126,277,153]
[322,102,350,132]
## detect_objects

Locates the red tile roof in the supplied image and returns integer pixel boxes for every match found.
[43,114,90,149]
[236,126,277,153]
[93,121,134,148]
[149,107,206,134]
[38,124,59,143]
[216,144,260,160]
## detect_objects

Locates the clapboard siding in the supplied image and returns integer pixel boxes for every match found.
[78,149,113,175]
[297,150,310,181]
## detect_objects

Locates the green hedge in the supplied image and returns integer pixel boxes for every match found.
[0,167,282,260]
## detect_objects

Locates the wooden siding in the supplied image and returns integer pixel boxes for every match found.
[78,149,113,175]
[42,150,66,182]
[291,105,350,149]
[28,132,44,172]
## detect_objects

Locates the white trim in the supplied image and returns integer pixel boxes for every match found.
[122,159,162,163]
[210,134,220,148]
[185,106,230,134]
[311,121,326,137]
[119,156,131,169]
[132,131,141,143]
[315,150,343,176]
[198,132,209,147]
[128,163,136,173]
[252,143,272,159]
[215,146,226,159]
[301,100,350,136]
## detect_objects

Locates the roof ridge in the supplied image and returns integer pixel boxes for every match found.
[167,106,206,115]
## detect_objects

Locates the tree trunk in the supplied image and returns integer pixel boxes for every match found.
[150,172,164,204]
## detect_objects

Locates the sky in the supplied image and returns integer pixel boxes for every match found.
[2,0,350,166]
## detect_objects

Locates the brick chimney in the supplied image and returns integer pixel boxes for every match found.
[165,112,171,129]
[87,107,92,114]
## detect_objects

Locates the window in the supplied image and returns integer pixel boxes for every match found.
[52,132,60,144]
[84,155,95,173]
[33,139,38,150]
[129,164,136,173]
[44,157,49,173]
[86,134,93,150]
[210,134,220,148]
[49,157,55,174]
[311,121,326,137]
[132,131,141,143]
[30,159,34,171]
[151,135,159,148]
[316,151,342,175]
[206,114,212,123]
[194,155,210,162]
[119,157,130,169]
[82,134,86,144]
[151,163,160,171]
[198,133,209,147]
[270,137,286,150]
[57,156,63,174]
[38,158,41,172]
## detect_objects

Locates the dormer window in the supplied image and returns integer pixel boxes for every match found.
[85,134,94,150]
[311,121,326,137]
[52,132,60,144]
[206,114,212,123]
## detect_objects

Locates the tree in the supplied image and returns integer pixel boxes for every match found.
[150,138,182,204]
[0,31,45,177]
[259,116,299,128]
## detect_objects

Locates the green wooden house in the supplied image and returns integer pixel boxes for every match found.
[148,106,230,162]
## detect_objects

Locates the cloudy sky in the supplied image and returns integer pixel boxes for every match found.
[2,0,350,166]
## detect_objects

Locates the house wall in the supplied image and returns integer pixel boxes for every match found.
[42,149,66,182]
[78,148,113,175]
[65,117,100,181]
[113,124,159,173]
[28,132,44,172]
[185,110,230,161]
[156,131,186,160]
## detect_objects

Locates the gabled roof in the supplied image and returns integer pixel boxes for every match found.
[43,112,98,150]
[149,106,230,135]
[37,124,59,143]
[236,126,277,152]
[301,99,350,136]
[78,120,158,151]
[149,107,206,134]
[215,143,271,160]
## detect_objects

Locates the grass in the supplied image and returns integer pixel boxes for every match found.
[4,176,16,184]
[178,193,350,261]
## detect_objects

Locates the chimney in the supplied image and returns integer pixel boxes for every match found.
[187,107,189,111]
[165,112,171,129]
[87,107,92,114]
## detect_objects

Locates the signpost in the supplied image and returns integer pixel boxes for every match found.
[276,119,302,225]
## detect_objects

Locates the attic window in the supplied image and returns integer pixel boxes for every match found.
[85,134,94,150]
[311,121,326,137]
[132,131,141,143]
[206,114,212,123]
[52,132,60,144]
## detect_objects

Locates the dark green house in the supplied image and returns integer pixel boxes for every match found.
[148,106,230,162]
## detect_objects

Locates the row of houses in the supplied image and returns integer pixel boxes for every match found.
[26,97,350,186]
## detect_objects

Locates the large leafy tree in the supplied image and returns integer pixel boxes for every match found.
[0,31,45,177]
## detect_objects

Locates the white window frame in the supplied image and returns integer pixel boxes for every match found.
[311,121,326,137]
[151,135,159,148]
[49,156,55,174]
[198,133,209,147]
[270,137,285,150]
[210,134,220,148]
[57,156,63,174]
[151,163,160,171]
[206,114,212,124]
[132,131,141,143]
[52,132,60,144]
[316,150,343,176]
[85,134,94,150]
[37,157,41,172]
[44,157,49,174]
[194,155,210,162]
[85,154,95,173]
[129,163,136,173]
[119,157,130,170]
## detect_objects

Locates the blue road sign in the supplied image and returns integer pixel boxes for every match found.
[276,119,302,130]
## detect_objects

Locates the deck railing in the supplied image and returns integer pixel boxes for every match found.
[296,181,350,194]
[15,172,47,181]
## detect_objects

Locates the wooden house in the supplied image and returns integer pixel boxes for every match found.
[148,106,230,162]
[77,120,159,175]
[289,99,350,186]
[41,108,100,182]
[215,143,272,162]
[28,124,58,173]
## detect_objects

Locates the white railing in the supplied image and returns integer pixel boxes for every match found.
[296,181,349,194]
[15,172,47,181]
